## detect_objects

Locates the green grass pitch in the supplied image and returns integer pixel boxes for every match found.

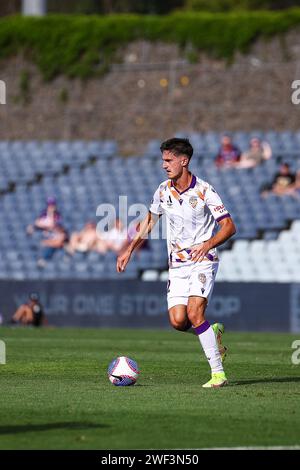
[0,326,300,449]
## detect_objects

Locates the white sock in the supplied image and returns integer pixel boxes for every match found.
[193,320,223,374]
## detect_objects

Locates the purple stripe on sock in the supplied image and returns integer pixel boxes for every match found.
[193,320,210,335]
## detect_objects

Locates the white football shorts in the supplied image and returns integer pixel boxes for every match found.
[167,260,219,309]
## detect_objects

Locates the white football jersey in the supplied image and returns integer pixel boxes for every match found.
[149,174,230,268]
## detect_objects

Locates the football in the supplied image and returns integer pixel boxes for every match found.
[107,356,140,386]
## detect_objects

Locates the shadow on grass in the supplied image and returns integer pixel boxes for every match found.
[232,376,300,386]
[0,422,108,435]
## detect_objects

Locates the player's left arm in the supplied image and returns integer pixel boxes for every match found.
[190,216,236,262]
[190,184,236,262]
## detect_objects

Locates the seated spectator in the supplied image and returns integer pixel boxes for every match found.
[121,221,149,256]
[215,134,241,169]
[236,137,272,169]
[37,224,68,267]
[27,197,61,234]
[11,293,46,327]
[101,218,127,255]
[261,163,296,197]
[66,222,99,255]
[286,169,300,199]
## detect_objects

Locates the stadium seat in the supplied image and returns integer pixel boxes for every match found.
[0,136,300,280]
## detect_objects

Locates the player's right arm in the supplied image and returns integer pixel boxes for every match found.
[117,183,164,273]
[117,211,160,273]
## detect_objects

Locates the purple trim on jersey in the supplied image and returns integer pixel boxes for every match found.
[190,175,197,189]
[193,320,210,335]
[149,210,162,217]
[216,213,231,223]
[171,174,196,195]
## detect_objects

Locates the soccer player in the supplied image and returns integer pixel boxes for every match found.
[117,138,236,388]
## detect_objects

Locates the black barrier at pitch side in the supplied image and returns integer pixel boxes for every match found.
[0,280,299,332]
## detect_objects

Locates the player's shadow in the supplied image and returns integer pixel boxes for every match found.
[0,422,108,435]
[232,376,300,386]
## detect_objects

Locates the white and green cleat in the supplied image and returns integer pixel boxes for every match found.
[212,322,228,362]
[202,372,228,388]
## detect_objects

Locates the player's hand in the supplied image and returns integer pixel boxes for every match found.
[117,249,132,273]
[190,242,211,263]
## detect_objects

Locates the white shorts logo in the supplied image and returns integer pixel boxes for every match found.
[198,273,207,285]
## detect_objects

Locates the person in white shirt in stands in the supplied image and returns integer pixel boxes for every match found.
[236,137,272,169]
[66,222,99,255]
[117,138,236,388]
[104,218,128,255]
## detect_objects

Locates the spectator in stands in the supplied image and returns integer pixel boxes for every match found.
[37,224,68,267]
[286,169,300,199]
[66,222,99,255]
[236,137,272,169]
[102,218,128,255]
[261,163,296,197]
[215,134,241,169]
[121,221,150,256]
[94,230,110,254]
[11,293,46,327]
[27,197,61,235]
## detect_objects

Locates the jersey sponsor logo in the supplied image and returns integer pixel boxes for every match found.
[189,196,198,208]
[214,204,225,213]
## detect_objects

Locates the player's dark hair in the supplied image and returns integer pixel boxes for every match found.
[160,138,193,160]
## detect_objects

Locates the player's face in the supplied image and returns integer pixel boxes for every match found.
[162,151,187,179]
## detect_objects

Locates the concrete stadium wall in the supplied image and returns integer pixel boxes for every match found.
[1,32,300,154]
[0,281,299,332]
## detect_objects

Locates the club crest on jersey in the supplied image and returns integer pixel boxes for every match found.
[198,273,207,284]
[189,196,198,208]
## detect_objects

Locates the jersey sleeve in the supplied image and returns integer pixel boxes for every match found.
[204,184,230,222]
[149,186,164,216]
